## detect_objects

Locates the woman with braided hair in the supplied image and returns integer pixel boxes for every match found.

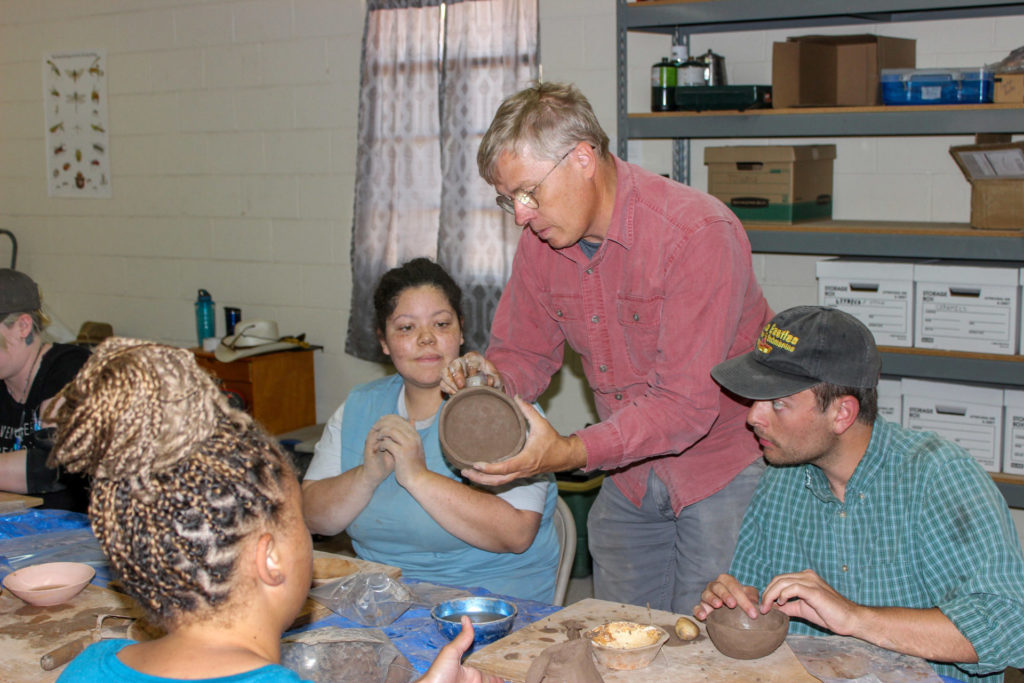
[49,338,498,683]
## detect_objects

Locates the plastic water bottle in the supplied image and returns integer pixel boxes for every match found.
[194,289,215,346]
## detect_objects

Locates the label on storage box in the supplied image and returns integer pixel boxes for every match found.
[916,288,1016,353]
[904,403,1001,472]
[1006,391,1024,475]
[821,283,911,346]
[1007,412,1024,474]
[877,378,902,423]
[955,147,1024,179]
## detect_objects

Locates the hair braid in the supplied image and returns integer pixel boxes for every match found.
[49,338,294,627]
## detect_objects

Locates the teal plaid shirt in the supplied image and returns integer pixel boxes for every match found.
[730,418,1024,683]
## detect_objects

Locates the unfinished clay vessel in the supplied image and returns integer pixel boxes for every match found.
[705,606,789,660]
[438,376,527,470]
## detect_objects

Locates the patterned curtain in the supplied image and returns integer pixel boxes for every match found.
[345,0,538,362]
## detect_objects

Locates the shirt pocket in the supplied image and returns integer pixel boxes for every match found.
[540,294,586,351]
[617,295,663,372]
[857,560,922,605]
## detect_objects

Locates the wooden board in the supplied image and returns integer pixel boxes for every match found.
[0,492,43,513]
[0,583,151,683]
[0,552,401,681]
[466,598,819,682]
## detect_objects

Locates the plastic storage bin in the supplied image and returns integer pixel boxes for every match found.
[881,67,994,105]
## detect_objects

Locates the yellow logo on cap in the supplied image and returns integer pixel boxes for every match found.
[756,322,799,355]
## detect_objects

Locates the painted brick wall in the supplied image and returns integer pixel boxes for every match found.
[2,2,1022,538]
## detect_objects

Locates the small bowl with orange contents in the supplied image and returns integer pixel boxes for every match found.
[585,620,669,670]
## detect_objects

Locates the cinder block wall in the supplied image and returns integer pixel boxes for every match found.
[2,1,1022,537]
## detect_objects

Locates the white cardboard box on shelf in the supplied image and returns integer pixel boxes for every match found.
[913,261,1020,355]
[1005,389,1024,476]
[877,377,903,424]
[902,378,1003,473]
[816,258,915,347]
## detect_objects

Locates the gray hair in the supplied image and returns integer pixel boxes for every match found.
[477,81,610,185]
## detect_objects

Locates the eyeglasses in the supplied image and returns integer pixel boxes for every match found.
[495,148,572,215]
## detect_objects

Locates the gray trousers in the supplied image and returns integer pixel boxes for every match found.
[588,459,765,614]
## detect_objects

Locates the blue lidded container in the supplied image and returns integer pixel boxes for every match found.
[881,67,994,105]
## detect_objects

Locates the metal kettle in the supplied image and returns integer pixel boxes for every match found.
[701,49,727,86]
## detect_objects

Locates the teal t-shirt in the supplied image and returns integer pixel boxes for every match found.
[58,639,308,682]
[339,374,560,603]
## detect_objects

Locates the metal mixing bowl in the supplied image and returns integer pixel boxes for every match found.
[430,596,517,646]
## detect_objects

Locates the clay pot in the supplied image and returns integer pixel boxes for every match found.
[438,377,527,470]
[705,606,789,660]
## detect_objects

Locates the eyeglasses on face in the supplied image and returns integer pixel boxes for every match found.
[495,148,573,215]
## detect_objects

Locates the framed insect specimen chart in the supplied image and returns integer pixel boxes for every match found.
[43,50,110,198]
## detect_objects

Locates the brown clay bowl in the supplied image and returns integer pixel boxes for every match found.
[705,606,789,660]
[585,621,669,671]
[438,383,527,470]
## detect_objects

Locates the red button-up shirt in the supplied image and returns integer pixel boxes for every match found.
[487,156,772,513]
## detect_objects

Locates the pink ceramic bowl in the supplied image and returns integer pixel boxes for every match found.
[2,562,95,607]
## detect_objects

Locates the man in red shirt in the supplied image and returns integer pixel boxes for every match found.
[442,82,772,612]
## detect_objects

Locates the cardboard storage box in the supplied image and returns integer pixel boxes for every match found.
[949,142,1024,230]
[878,377,903,424]
[994,72,1024,103]
[704,144,835,223]
[816,258,915,347]
[913,261,1020,355]
[902,378,1003,473]
[772,34,915,108]
[1005,389,1024,476]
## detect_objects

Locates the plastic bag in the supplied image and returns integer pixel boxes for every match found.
[310,572,416,627]
[988,45,1024,73]
[281,627,417,683]
[0,527,105,580]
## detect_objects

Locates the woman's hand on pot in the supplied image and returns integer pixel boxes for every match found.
[440,352,504,395]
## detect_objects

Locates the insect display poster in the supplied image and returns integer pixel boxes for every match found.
[43,50,110,198]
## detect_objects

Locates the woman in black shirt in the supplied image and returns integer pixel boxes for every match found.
[0,269,89,511]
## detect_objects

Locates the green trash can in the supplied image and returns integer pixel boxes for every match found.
[556,471,605,578]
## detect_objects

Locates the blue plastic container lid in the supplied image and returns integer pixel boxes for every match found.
[881,67,993,83]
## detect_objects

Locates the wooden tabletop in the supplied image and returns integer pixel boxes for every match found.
[0,492,43,513]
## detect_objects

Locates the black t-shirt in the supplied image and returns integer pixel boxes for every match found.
[0,342,91,511]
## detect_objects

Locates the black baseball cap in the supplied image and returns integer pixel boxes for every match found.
[712,306,881,400]
[0,269,41,315]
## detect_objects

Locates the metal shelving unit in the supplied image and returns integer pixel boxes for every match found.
[743,221,1024,261]
[628,105,1024,139]
[617,0,1024,499]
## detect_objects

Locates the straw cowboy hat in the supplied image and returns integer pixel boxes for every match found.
[214,319,304,362]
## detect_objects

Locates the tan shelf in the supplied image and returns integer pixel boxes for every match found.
[744,219,1023,240]
[632,103,1024,119]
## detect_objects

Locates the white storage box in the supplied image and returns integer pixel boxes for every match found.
[877,377,903,424]
[816,258,915,347]
[913,262,1020,355]
[902,378,1003,473]
[1005,390,1024,476]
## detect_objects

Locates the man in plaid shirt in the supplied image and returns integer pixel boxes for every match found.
[697,306,1024,683]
